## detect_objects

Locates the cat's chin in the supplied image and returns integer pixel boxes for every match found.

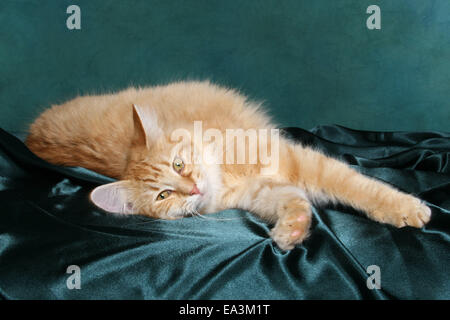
[196,171,221,213]
[173,194,208,219]
[195,187,216,214]
[192,193,211,214]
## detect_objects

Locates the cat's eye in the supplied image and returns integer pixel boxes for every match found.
[157,190,172,201]
[173,157,185,173]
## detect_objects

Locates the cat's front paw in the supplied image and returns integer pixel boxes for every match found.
[269,213,311,251]
[372,196,431,228]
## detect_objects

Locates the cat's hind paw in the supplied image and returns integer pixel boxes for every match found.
[269,213,311,251]
[398,200,431,228]
[372,196,431,228]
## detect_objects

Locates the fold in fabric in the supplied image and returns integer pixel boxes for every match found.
[0,126,449,299]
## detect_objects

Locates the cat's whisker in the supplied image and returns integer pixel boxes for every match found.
[190,209,242,221]
[123,217,162,227]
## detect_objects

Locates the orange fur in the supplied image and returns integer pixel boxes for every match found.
[26,81,431,250]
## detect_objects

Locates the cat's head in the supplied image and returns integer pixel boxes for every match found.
[90,104,221,219]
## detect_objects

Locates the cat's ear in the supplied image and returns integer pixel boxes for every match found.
[90,181,134,215]
[132,104,163,148]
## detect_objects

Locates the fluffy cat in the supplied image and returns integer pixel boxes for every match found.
[26,81,431,250]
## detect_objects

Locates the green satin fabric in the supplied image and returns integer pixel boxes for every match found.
[0,126,449,300]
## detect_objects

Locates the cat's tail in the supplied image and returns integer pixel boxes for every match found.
[25,98,132,179]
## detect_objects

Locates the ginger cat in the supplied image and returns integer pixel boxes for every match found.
[26,81,431,250]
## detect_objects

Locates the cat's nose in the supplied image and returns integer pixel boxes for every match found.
[190,184,201,195]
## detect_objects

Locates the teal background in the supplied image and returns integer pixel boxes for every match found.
[0,0,449,132]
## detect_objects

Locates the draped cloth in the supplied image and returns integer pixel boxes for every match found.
[0,126,448,299]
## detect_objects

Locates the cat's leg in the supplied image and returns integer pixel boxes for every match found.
[295,146,431,228]
[223,180,312,250]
